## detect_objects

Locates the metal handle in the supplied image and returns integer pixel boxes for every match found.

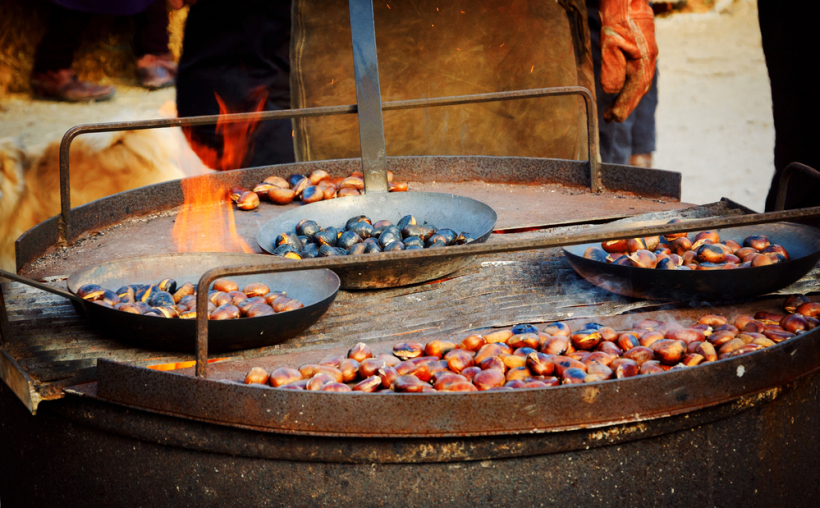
[775,162,820,211]
[192,204,820,378]
[0,269,86,343]
[349,0,389,194]
[0,269,85,305]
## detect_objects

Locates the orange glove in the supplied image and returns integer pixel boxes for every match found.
[599,0,658,122]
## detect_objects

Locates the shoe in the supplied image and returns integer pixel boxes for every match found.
[30,69,115,102]
[136,54,177,90]
[629,153,653,168]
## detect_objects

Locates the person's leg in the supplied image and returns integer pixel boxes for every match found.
[177,0,294,168]
[31,4,114,101]
[588,6,633,165]
[134,0,175,89]
[628,66,658,168]
[759,0,820,211]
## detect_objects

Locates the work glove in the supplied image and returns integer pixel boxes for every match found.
[599,0,658,122]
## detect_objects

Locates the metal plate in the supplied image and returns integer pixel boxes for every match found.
[257,191,498,289]
[66,253,340,352]
[563,222,820,301]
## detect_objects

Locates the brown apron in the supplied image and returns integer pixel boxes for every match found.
[290,0,594,162]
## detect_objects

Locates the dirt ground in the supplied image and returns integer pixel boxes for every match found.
[0,0,774,211]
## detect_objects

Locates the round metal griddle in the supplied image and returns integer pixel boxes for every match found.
[562,222,820,301]
[257,192,497,289]
[2,253,340,352]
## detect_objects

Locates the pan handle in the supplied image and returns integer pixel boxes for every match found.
[0,269,86,305]
[775,162,820,212]
[349,0,389,195]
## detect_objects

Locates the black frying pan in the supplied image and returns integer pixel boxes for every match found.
[562,222,820,301]
[1,253,340,352]
[256,0,497,290]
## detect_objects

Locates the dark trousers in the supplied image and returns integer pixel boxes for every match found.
[588,7,658,165]
[759,1,820,211]
[175,0,295,169]
[32,0,169,74]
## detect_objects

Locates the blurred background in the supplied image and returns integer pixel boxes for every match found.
[0,0,774,211]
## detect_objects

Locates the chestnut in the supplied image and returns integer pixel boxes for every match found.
[306,373,336,391]
[348,342,373,362]
[433,373,468,391]
[473,369,506,390]
[543,322,571,337]
[698,314,729,327]
[784,295,810,314]
[321,382,352,392]
[587,362,613,380]
[627,238,647,253]
[743,235,771,250]
[244,367,269,385]
[665,328,706,344]
[460,334,487,352]
[639,331,665,348]
[298,364,344,383]
[617,333,641,351]
[707,331,736,348]
[526,352,555,376]
[694,231,720,244]
[446,351,476,373]
[602,239,628,253]
[378,366,399,389]
[499,354,528,369]
[696,244,725,264]
[474,344,506,364]
[627,250,658,269]
[663,219,688,241]
[682,353,704,367]
[623,346,655,366]
[338,359,360,382]
[615,360,640,378]
[553,357,587,377]
[269,367,303,387]
[797,302,820,318]
[650,339,686,365]
[268,187,296,205]
[393,342,424,360]
[640,362,665,375]
[484,329,514,343]
[763,329,794,343]
[507,333,541,350]
[671,237,694,255]
[570,330,602,350]
[718,338,745,356]
[541,336,571,356]
[562,368,588,384]
[461,366,482,382]
[597,341,623,356]
[479,356,507,373]
[352,376,381,392]
[424,340,458,359]
[318,354,345,368]
[392,375,427,393]
[583,351,616,367]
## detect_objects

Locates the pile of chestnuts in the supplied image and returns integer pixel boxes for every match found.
[230,169,408,211]
[269,214,474,259]
[583,219,791,270]
[241,296,819,392]
[77,277,303,319]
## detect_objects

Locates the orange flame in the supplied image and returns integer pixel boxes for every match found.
[172,91,266,254]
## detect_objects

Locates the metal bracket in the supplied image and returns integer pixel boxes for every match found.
[57,87,600,246]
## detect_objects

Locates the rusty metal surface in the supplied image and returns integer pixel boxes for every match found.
[18,176,685,279]
[25,156,681,274]
[94,295,820,437]
[3,372,820,506]
[4,202,819,406]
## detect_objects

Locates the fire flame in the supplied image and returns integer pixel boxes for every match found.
[172,91,266,254]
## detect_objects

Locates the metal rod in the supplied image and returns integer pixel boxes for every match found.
[0,270,86,305]
[192,204,820,377]
[58,86,599,247]
[349,0,389,194]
